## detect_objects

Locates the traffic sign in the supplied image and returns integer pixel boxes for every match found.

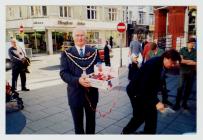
[117,22,126,33]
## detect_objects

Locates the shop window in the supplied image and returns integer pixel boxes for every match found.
[59,6,72,18]
[87,32,99,44]
[87,6,97,20]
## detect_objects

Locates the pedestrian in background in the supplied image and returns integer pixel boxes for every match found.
[142,36,152,62]
[146,42,164,61]
[122,49,181,134]
[60,27,101,134]
[173,38,196,111]
[128,34,143,80]
[129,34,143,56]
[109,36,113,48]
[104,40,111,66]
[8,38,30,92]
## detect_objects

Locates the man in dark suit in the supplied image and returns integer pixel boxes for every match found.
[104,40,111,66]
[60,27,101,134]
[122,49,181,134]
[8,39,30,92]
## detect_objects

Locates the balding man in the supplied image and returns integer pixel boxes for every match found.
[8,39,30,92]
[60,27,101,134]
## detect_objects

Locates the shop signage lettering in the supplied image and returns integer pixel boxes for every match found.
[33,21,44,24]
[58,20,73,25]
[77,22,85,25]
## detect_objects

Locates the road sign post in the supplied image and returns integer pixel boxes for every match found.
[19,25,24,43]
[117,22,126,67]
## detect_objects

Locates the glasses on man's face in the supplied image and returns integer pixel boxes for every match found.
[75,34,85,38]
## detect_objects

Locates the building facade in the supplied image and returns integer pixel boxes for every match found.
[126,6,155,46]
[6,6,127,54]
[153,6,197,50]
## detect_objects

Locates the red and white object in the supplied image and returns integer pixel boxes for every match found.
[117,22,126,33]
[87,64,119,90]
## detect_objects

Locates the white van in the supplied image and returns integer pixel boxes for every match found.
[6,41,26,71]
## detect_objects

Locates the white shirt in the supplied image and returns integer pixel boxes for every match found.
[75,45,85,56]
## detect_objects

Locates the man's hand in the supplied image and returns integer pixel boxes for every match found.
[132,56,138,63]
[79,77,91,87]
[187,60,196,65]
[181,57,196,66]
[156,102,165,112]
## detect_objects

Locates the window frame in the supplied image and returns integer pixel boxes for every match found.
[87,6,97,20]
[59,6,72,18]
[138,11,145,24]
[30,6,47,17]
[107,8,117,21]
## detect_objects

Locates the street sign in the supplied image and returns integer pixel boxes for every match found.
[117,22,126,33]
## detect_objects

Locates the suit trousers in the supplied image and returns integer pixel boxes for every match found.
[123,96,157,134]
[11,67,26,91]
[70,99,97,134]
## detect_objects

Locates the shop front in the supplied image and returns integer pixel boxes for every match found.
[7,18,126,55]
[51,31,74,53]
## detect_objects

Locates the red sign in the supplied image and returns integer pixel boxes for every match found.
[19,25,24,33]
[117,22,126,33]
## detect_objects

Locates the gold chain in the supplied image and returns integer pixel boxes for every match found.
[67,51,96,60]
[65,50,97,71]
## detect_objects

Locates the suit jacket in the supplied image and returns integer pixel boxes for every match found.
[126,56,164,106]
[104,45,110,60]
[8,47,23,70]
[60,45,101,108]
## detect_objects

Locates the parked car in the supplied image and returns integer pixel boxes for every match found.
[6,41,26,71]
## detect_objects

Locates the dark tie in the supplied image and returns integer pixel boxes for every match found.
[79,49,84,57]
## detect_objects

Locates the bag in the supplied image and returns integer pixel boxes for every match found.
[22,57,30,66]
[6,82,24,112]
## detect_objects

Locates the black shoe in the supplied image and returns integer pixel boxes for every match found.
[22,88,30,91]
[173,104,180,111]
[121,128,131,134]
[133,131,145,134]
